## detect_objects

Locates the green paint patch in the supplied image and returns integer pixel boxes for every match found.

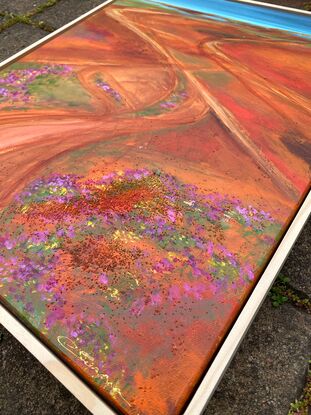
[172,50,211,67]
[28,74,91,109]
[136,72,188,117]
[116,0,161,10]
[1,106,30,111]
[196,70,232,86]
[3,62,43,71]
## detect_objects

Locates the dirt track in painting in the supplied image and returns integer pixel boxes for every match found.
[0,1,310,414]
[0,2,310,211]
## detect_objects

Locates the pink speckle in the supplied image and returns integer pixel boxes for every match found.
[99,273,108,284]
[167,208,176,222]
[4,240,14,250]
[150,292,162,305]
[169,285,180,301]
[240,264,255,281]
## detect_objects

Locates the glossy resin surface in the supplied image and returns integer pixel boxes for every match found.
[0,1,310,414]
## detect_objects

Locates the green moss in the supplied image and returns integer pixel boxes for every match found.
[27,0,60,17]
[0,0,61,34]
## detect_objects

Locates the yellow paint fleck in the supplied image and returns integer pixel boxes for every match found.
[108,287,120,299]
[21,205,29,214]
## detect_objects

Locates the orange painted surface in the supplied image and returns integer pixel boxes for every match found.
[0,1,310,414]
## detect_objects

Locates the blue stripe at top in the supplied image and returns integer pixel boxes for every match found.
[152,0,311,37]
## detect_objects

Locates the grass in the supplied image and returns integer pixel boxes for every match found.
[288,360,311,415]
[269,274,311,313]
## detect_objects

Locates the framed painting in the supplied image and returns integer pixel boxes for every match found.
[0,0,310,414]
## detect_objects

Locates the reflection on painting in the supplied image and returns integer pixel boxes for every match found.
[0,0,310,414]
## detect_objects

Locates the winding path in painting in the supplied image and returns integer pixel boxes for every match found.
[0,3,310,208]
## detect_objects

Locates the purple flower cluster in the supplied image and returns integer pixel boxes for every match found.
[17,173,80,204]
[0,166,282,405]
[98,168,150,185]
[159,90,188,110]
[96,78,122,103]
[235,205,274,227]
[0,64,72,105]
[202,193,275,231]
[0,250,56,286]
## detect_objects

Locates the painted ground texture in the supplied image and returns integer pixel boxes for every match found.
[0,0,310,414]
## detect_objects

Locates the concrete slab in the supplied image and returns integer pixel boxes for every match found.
[0,1,47,15]
[33,0,106,29]
[206,300,311,415]
[0,326,89,415]
[282,217,311,294]
[0,23,47,62]
[255,0,310,10]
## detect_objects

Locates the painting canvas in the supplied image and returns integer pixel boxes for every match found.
[0,0,310,414]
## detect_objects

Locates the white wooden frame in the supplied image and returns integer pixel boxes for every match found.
[0,1,310,414]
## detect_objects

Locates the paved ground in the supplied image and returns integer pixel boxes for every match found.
[258,0,311,9]
[0,1,310,414]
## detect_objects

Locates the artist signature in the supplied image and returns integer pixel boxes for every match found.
[57,336,130,407]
